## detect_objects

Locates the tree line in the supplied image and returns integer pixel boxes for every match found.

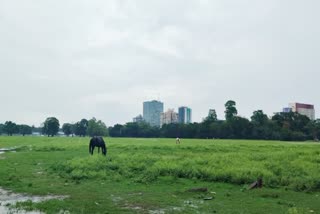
[0,121,33,136]
[1,100,319,141]
[0,117,108,137]
[108,100,320,141]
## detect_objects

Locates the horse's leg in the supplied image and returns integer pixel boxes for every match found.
[102,146,106,156]
[90,145,94,155]
[98,147,100,153]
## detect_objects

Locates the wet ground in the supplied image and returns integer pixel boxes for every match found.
[0,148,67,213]
[0,188,67,214]
[0,147,17,152]
[0,147,16,159]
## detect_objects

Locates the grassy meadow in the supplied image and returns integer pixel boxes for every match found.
[0,137,319,213]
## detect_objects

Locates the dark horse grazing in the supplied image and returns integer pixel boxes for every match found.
[89,136,107,156]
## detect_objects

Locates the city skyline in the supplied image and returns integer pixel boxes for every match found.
[0,1,319,126]
[0,97,317,127]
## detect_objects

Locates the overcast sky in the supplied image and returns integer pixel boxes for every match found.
[0,0,319,127]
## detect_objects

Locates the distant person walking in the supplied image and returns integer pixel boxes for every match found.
[176,137,181,144]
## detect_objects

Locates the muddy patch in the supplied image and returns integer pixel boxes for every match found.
[111,194,185,214]
[0,188,68,214]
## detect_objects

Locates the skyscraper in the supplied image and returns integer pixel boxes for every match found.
[143,100,164,127]
[178,106,192,124]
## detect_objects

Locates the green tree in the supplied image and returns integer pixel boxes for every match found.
[306,119,320,141]
[229,116,252,139]
[74,119,88,137]
[109,124,124,137]
[87,118,108,137]
[123,122,140,137]
[42,117,60,137]
[225,100,238,121]
[251,110,268,126]
[138,122,158,138]
[272,112,310,132]
[62,123,73,136]
[3,121,19,136]
[203,109,218,124]
[160,123,179,138]
[271,112,310,141]
[0,124,4,135]
[19,124,32,136]
[201,109,220,139]
[250,110,271,139]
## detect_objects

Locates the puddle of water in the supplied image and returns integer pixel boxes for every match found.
[0,188,67,214]
[0,147,17,152]
[0,206,42,214]
[0,151,6,159]
[0,148,18,160]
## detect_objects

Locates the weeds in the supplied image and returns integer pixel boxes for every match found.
[48,141,320,191]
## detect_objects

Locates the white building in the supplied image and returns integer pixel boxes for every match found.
[289,103,315,120]
[160,109,178,127]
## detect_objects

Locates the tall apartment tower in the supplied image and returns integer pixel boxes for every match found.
[160,109,179,127]
[143,100,164,127]
[178,106,192,124]
[289,103,315,120]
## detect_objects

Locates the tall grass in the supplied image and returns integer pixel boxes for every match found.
[49,139,320,192]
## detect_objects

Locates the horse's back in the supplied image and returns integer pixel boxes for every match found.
[90,136,106,146]
[98,136,105,144]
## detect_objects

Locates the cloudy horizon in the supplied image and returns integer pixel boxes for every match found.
[0,0,319,127]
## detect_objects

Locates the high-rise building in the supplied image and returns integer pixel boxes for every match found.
[160,109,178,127]
[289,103,315,120]
[178,106,192,124]
[143,100,164,127]
[133,114,144,123]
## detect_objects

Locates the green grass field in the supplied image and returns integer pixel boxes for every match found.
[0,137,319,213]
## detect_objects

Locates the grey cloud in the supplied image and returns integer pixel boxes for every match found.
[0,0,319,126]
